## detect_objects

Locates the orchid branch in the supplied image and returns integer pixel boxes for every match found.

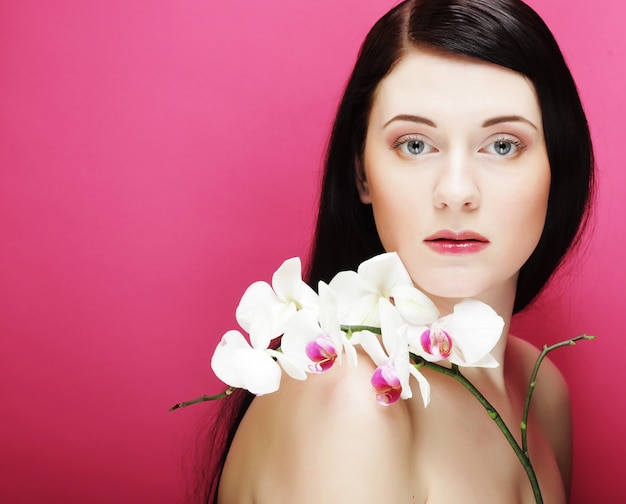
[520,334,595,457]
[343,325,383,335]
[410,355,543,504]
[169,387,234,411]
[409,333,595,504]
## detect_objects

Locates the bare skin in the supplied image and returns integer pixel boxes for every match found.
[218,333,571,504]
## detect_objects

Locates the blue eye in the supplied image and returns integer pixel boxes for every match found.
[392,137,434,156]
[494,140,513,155]
[405,140,426,155]
[486,137,525,156]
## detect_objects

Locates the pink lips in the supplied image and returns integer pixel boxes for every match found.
[424,230,490,255]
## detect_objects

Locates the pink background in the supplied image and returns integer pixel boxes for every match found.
[0,1,623,502]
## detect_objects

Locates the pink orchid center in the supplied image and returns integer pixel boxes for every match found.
[371,364,402,405]
[304,333,338,372]
[420,328,452,359]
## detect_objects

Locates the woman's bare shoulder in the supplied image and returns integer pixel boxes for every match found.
[507,335,572,491]
[218,356,417,504]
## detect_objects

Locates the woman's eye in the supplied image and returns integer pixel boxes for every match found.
[392,137,434,156]
[494,141,512,155]
[405,140,426,155]
[485,138,525,156]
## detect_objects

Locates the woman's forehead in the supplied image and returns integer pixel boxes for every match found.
[370,48,542,128]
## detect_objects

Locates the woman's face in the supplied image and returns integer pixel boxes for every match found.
[359,48,550,309]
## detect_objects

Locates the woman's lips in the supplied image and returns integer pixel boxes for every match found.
[424,230,490,255]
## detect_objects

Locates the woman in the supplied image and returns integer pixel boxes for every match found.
[198,0,594,502]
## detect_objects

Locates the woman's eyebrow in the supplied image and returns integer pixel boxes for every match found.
[384,114,437,128]
[383,114,538,130]
[482,115,538,130]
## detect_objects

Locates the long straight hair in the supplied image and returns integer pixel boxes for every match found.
[196,0,594,501]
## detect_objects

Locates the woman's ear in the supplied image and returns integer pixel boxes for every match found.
[355,157,372,204]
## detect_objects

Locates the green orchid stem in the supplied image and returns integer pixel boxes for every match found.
[521,334,595,457]
[169,387,234,411]
[413,357,544,504]
[341,325,382,336]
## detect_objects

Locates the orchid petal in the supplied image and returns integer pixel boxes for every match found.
[371,364,403,405]
[446,299,504,366]
[328,270,372,324]
[281,306,344,374]
[305,334,338,372]
[329,253,419,326]
[281,309,323,369]
[211,330,281,394]
[406,325,443,363]
[211,330,251,389]
[272,257,303,302]
[342,334,358,367]
[236,259,319,339]
[390,337,412,400]
[235,346,282,395]
[420,327,453,360]
[236,281,279,332]
[390,284,440,325]
[378,297,405,356]
[271,258,320,314]
[267,349,307,380]
[317,281,337,333]
[377,298,413,400]
[357,252,412,294]
[298,284,321,315]
[248,304,274,350]
[354,330,388,367]
[346,292,382,326]
[397,360,413,400]
[409,366,431,407]
[269,300,298,337]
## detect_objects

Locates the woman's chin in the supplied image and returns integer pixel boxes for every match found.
[411,279,497,313]
[413,278,517,317]
[412,279,486,302]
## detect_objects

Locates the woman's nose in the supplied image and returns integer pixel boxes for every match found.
[432,154,481,211]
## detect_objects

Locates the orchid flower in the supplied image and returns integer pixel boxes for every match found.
[281,281,357,373]
[211,305,306,395]
[329,252,439,327]
[235,257,319,338]
[408,299,504,368]
[354,298,431,407]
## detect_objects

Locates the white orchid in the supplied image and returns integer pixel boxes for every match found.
[407,298,504,368]
[209,253,504,404]
[281,281,357,373]
[211,305,306,395]
[329,252,439,327]
[236,257,318,338]
[211,329,282,395]
[354,298,431,407]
